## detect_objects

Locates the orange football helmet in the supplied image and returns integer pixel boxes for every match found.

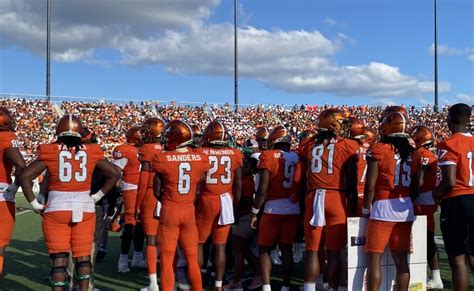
[126,126,142,145]
[345,117,366,139]
[361,127,377,145]
[410,125,435,148]
[268,126,292,149]
[162,120,193,151]
[191,124,203,146]
[317,108,345,135]
[380,106,408,122]
[256,127,270,150]
[379,108,409,138]
[203,121,228,146]
[56,114,84,138]
[141,117,165,142]
[0,107,15,132]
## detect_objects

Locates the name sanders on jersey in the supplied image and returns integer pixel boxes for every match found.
[166,154,203,162]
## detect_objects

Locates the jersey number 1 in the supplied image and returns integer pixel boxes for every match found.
[468,151,473,187]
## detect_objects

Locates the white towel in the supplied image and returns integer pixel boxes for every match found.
[309,189,326,227]
[218,192,235,225]
[155,201,162,217]
[72,210,84,223]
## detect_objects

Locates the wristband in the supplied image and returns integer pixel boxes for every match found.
[30,199,44,211]
[362,207,370,215]
[91,190,105,203]
[251,207,260,215]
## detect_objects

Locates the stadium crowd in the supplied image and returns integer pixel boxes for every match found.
[0,98,452,159]
[1,98,473,291]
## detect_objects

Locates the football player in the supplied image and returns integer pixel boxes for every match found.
[196,121,243,290]
[18,114,120,290]
[410,125,443,289]
[255,127,270,152]
[345,119,378,217]
[250,126,302,291]
[0,108,25,279]
[191,125,203,148]
[152,120,210,291]
[136,117,165,291]
[363,107,419,291]
[299,109,359,291]
[434,103,474,291]
[114,126,146,273]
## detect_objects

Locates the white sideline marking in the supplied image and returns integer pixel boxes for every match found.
[15,210,32,216]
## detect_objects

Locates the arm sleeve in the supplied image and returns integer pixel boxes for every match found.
[257,151,272,171]
[437,141,458,166]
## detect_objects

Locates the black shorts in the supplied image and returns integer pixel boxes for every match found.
[440,195,474,256]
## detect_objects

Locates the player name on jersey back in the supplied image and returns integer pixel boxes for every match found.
[165,153,203,162]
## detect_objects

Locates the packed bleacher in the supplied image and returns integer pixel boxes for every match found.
[0,98,451,159]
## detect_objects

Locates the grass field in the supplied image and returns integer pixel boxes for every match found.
[1,195,473,290]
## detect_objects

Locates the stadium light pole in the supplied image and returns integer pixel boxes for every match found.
[46,0,51,101]
[234,0,239,112]
[434,0,439,112]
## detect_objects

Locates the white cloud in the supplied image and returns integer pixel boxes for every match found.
[441,93,474,105]
[0,0,451,99]
[429,44,474,60]
[323,17,340,26]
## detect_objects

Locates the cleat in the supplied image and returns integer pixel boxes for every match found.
[248,276,263,290]
[140,284,159,291]
[427,279,444,289]
[223,281,243,291]
[117,255,130,273]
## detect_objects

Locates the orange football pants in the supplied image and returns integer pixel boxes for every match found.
[159,202,202,291]
[414,204,437,232]
[304,190,348,251]
[122,189,138,225]
[0,201,15,247]
[42,211,96,257]
[141,189,159,236]
[365,219,413,254]
[195,195,231,244]
[258,213,299,246]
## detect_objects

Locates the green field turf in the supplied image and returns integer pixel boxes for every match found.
[1,195,473,290]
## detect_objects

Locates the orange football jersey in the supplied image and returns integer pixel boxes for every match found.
[416,146,438,193]
[299,137,359,192]
[0,132,18,184]
[366,143,419,200]
[113,144,140,185]
[356,144,369,194]
[139,143,163,188]
[152,148,210,204]
[437,133,474,198]
[238,175,255,215]
[199,147,243,196]
[38,143,104,192]
[257,150,301,200]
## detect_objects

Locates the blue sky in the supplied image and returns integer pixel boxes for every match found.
[0,0,472,106]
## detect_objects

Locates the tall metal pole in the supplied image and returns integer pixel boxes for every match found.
[234,0,238,112]
[434,0,439,112]
[46,0,51,101]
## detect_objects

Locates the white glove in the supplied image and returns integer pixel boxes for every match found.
[91,190,105,203]
[30,199,45,213]
[3,183,19,201]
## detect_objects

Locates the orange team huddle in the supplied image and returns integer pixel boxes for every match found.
[0,102,472,291]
